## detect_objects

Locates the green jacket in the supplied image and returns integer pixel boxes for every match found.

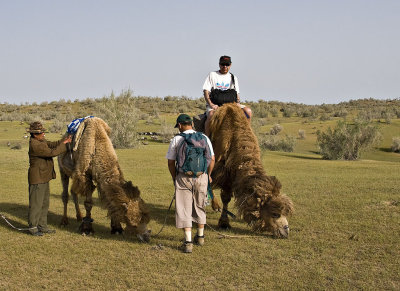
[28,138,67,185]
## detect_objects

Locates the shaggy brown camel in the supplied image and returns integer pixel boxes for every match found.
[58,117,151,242]
[208,103,294,238]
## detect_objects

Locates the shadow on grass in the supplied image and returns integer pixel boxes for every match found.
[1,197,276,246]
[378,147,393,153]
[275,152,322,160]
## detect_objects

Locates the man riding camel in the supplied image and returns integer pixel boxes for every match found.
[202,55,252,136]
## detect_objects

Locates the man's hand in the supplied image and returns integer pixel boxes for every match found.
[63,135,72,144]
[211,104,219,110]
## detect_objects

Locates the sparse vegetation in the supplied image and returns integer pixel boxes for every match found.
[0,97,399,290]
[270,124,283,135]
[259,134,296,152]
[392,137,400,153]
[316,121,382,160]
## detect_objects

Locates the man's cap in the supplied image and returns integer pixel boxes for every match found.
[27,121,46,133]
[219,55,232,65]
[174,114,193,128]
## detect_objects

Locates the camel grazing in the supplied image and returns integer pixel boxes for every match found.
[58,117,150,242]
[208,103,294,238]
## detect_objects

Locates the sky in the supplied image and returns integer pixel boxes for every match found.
[0,0,399,105]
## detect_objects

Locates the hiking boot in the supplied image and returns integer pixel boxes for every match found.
[179,241,193,253]
[194,235,204,246]
[31,231,43,236]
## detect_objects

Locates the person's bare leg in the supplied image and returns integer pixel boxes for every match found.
[204,110,215,136]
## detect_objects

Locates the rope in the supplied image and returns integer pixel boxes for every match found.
[152,194,175,237]
[0,213,33,232]
[205,222,257,239]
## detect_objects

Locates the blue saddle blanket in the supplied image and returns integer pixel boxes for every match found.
[67,116,94,134]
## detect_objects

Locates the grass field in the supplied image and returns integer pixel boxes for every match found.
[0,119,399,290]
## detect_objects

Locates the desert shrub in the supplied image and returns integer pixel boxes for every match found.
[252,104,269,118]
[391,137,400,153]
[333,109,348,118]
[94,92,140,149]
[270,106,279,117]
[316,121,381,160]
[381,111,393,124]
[49,119,64,133]
[270,124,283,135]
[298,129,306,139]
[259,134,295,152]
[159,120,176,143]
[320,104,334,113]
[282,107,294,118]
[319,113,331,121]
[356,110,374,123]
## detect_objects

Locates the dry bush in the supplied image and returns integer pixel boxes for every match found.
[317,121,382,160]
[259,134,296,152]
[49,119,64,133]
[159,120,176,143]
[392,137,400,153]
[270,124,283,135]
[298,129,306,139]
[94,91,140,148]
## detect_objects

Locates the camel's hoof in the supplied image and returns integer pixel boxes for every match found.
[60,217,69,226]
[111,228,123,235]
[218,219,231,230]
[79,217,94,236]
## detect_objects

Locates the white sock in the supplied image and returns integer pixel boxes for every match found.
[197,227,204,237]
[184,230,192,242]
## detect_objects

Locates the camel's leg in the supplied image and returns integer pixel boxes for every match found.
[71,190,82,222]
[78,179,96,235]
[218,188,233,229]
[60,171,70,226]
[110,217,123,235]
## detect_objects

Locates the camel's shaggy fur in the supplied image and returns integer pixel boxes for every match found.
[58,117,150,241]
[209,104,294,238]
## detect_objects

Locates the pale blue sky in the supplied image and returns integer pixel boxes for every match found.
[1,0,399,105]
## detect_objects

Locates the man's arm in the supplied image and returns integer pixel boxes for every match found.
[167,159,176,183]
[203,90,218,110]
[207,155,215,183]
[236,93,241,103]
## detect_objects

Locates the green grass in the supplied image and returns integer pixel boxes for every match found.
[0,120,399,290]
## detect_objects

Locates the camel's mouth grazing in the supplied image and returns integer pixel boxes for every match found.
[252,213,290,239]
[124,224,151,243]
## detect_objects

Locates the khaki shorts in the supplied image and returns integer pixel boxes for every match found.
[175,172,208,228]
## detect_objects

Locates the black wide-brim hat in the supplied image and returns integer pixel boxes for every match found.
[27,121,47,133]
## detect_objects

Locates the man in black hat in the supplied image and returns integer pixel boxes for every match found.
[166,114,215,253]
[27,121,72,236]
[202,55,252,136]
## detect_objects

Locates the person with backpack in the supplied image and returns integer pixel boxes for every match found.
[166,114,215,253]
[202,55,252,136]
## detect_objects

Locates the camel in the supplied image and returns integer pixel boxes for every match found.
[58,117,151,242]
[208,103,294,238]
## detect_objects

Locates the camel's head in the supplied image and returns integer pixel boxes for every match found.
[259,194,294,238]
[242,176,294,238]
[121,181,151,242]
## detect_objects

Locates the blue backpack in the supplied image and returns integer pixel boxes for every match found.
[176,132,211,177]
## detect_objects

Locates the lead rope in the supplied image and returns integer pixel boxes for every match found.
[152,192,175,237]
[0,213,35,232]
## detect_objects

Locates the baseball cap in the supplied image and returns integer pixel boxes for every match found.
[219,55,232,65]
[174,114,193,128]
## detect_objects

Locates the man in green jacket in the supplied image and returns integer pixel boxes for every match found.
[27,121,72,236]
